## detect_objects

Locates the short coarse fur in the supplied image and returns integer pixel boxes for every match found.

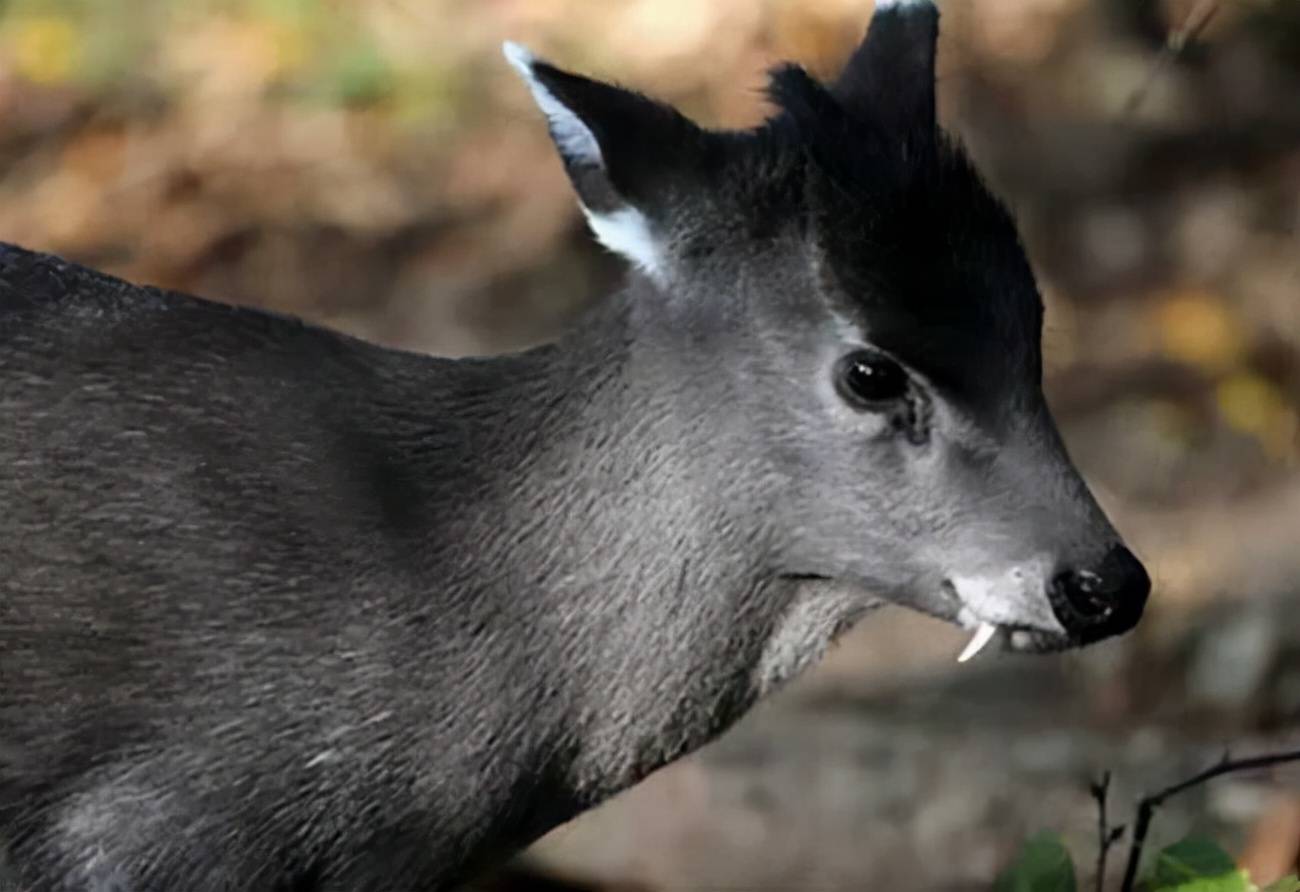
[0,247,789,891]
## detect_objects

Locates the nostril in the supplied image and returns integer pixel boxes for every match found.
[1049,545,1151,640]
[1051,569,1113,619]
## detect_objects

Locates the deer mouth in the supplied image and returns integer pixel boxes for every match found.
[956,620,999,662]
[953,619,1077,661]
[937,578,1074,662]
[786,573,1076,662]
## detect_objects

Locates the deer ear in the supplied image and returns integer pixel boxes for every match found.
[504,42,706,282]
[833,0,939,132]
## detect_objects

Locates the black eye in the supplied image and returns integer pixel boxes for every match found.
[835,351,909,408]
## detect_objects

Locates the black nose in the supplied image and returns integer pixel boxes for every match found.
[1048,545,1150,642]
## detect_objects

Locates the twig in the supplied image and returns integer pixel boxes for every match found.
[1122,0,1220,119]
[1119,747,1300,892]
[1091,772,1126,892]
[1093,771,1112,892]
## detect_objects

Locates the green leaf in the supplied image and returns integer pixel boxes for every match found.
[329,39,394,106]
[1260,875,1300,892]
[1143,874,1251,892]
[994,832,1078,892]
[1142,837,1249,892]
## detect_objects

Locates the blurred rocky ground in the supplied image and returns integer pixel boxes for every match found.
[497,596,1300,891]
[0,0,1297,888]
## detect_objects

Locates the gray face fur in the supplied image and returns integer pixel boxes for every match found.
[0,3,1148,891]
[503,0,1148,659]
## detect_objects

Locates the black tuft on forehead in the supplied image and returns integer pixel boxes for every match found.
[748,61,1046,423]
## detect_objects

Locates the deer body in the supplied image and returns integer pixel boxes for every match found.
[1,252,796,889]
[1,3,1150,889]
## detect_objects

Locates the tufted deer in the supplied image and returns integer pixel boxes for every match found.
[0,1,1150,889]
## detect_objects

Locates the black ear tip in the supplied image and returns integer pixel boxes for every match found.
[871,0,939,19]
[502,41,594,120]
[502,40,537,76]
[502,41,578,89]
[827,0,939,120]
[865,0,940,47]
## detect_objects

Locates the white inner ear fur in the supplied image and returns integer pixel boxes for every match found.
[503,42,601,165]
[503,41,665,282]
[581,206,662,280]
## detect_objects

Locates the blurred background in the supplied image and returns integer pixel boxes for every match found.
[0,0,1297,888]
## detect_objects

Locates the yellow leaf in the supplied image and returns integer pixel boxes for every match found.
[167,18,302,96]
[269,21,311,77]
[1216,372,1298,461]
[1154,290,1247,372]
[8,15,79,85]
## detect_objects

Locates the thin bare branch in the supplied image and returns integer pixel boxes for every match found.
[1119,747,1300,891]
[1122,0,1221,119]
[1092,772,1123,892]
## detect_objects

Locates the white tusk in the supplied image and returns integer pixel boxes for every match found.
[957,622,998,663]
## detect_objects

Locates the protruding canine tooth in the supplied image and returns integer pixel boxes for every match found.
[958,623,998,663]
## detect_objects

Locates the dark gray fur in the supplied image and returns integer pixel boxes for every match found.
[0,4,1147,890]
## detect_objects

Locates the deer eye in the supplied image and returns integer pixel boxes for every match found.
[835,351,909,409]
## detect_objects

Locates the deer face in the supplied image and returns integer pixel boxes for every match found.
[506,0,1148,661]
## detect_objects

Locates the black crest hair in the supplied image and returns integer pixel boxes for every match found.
[752,8,1046,422]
